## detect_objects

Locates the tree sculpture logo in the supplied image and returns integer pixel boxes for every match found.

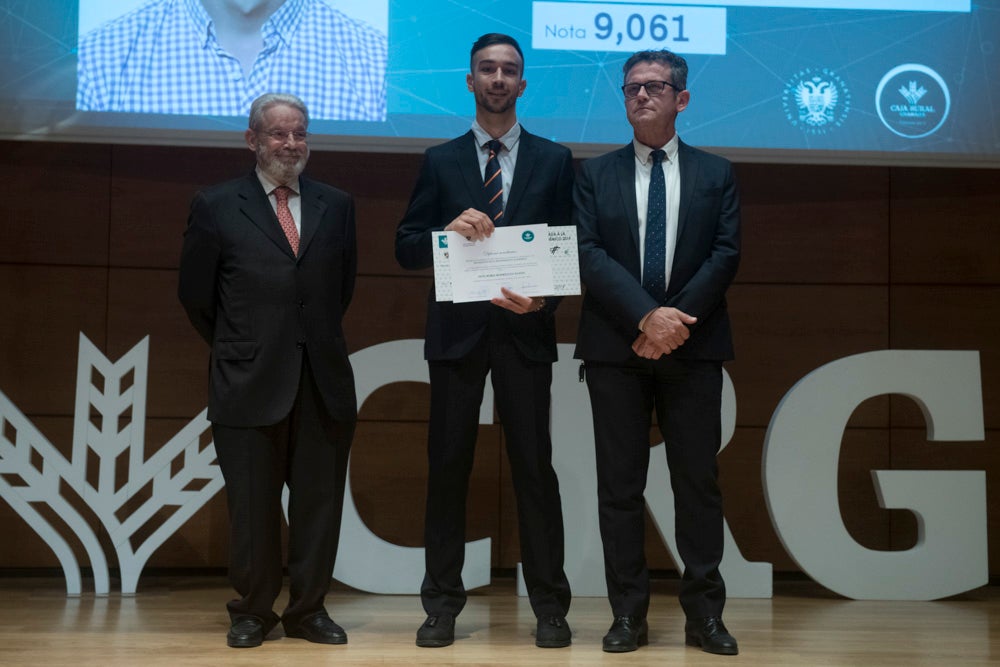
[0,334,223,595]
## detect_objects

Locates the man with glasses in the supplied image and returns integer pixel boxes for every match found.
[395,33,573,650]
[574,50,741,655]
[179,92,358,648]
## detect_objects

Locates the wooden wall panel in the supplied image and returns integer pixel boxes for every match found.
[726,284,890,428]
[354,196,415,277]
[345,276,434,355]
[350,421,504,560]
[890,168,1000,284]
[106,268,207,419]
[0,265,108,414]
[1,139,998,585]
[719,427,788,569]
[109,145,248,269]
[0,142,111,266]
[735,164,890,284]
[349,421,430,549]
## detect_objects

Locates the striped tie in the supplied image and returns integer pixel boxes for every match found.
[483,139,504,224]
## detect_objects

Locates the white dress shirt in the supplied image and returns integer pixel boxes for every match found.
[633,134,681,293]
[471,120,522,211]
[256,167,302,234]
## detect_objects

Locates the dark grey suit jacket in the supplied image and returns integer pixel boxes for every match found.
[574,140,741,362]
[395,128,574,362]
[178,171,358,426]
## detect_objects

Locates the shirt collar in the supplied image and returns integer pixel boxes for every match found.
[256,166,301,196]
[182,0,212,47]
[184,0,306,48]
[471,120,522,152]
[264,0,306,46]
[633,134,680,165]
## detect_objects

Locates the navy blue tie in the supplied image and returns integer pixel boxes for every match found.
[642,149,667,299]
[483,139,504,224]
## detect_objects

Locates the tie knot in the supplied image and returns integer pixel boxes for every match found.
[486,139,503,156]
[274,185,292,202]
[651,149,666,165]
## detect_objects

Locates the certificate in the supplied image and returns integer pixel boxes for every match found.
[432,224,580,303]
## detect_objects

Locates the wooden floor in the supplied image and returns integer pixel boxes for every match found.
[1,576,997,666]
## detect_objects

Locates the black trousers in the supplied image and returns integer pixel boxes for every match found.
[422,328,571,619]
[213,357,355,627]
[585,357,726,620]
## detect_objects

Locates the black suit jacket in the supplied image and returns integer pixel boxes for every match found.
[574,140,740,362]
[178,171,358,426]
[395,128,574,362]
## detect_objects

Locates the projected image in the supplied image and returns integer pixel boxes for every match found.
[76,0,388,121]
[0,0,996,166]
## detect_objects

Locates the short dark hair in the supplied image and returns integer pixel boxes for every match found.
[470,33,524,74]
[623,50,688,91]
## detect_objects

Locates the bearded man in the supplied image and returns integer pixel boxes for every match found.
[178,92,358,649]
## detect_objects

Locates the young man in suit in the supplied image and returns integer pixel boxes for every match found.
[178,92,357,648]
[395,33,573,649]
[574,50,742,655]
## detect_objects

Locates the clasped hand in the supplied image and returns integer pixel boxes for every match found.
[632,307,698,359]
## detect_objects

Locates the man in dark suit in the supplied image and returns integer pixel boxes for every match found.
[395,33,573,650]
[574,50,741,655]
[178,93,357,649]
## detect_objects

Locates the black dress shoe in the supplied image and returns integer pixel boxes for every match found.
[227,616,265,648]
[416,614,455,647]
[284,612,348,645]
[685,616,738,655]
[602,615,648,653]
[535,615,571,648]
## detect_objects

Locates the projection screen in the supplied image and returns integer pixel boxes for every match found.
[1,0,996,166]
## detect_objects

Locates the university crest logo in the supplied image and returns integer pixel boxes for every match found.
[782,67,851,136]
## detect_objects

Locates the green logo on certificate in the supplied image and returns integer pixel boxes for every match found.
[522,230,535,242]
[438,235,449,248]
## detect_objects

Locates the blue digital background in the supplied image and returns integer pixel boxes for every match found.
[0,0,996,165]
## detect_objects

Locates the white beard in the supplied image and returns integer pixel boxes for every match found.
[257,147,308,184]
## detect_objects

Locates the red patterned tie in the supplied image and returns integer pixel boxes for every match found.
[273,185,300,256]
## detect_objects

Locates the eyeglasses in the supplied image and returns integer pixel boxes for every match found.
[259,130,309,143]
[621,80,682,98]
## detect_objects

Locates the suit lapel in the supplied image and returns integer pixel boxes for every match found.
[238,172,296,259]
[676,140,699,243]
[297,177,326,259]
[614,144,640,253]
[504,127,533,224]
[454,131,488,212]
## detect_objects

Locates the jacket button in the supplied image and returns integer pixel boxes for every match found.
[296,341,305,349]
